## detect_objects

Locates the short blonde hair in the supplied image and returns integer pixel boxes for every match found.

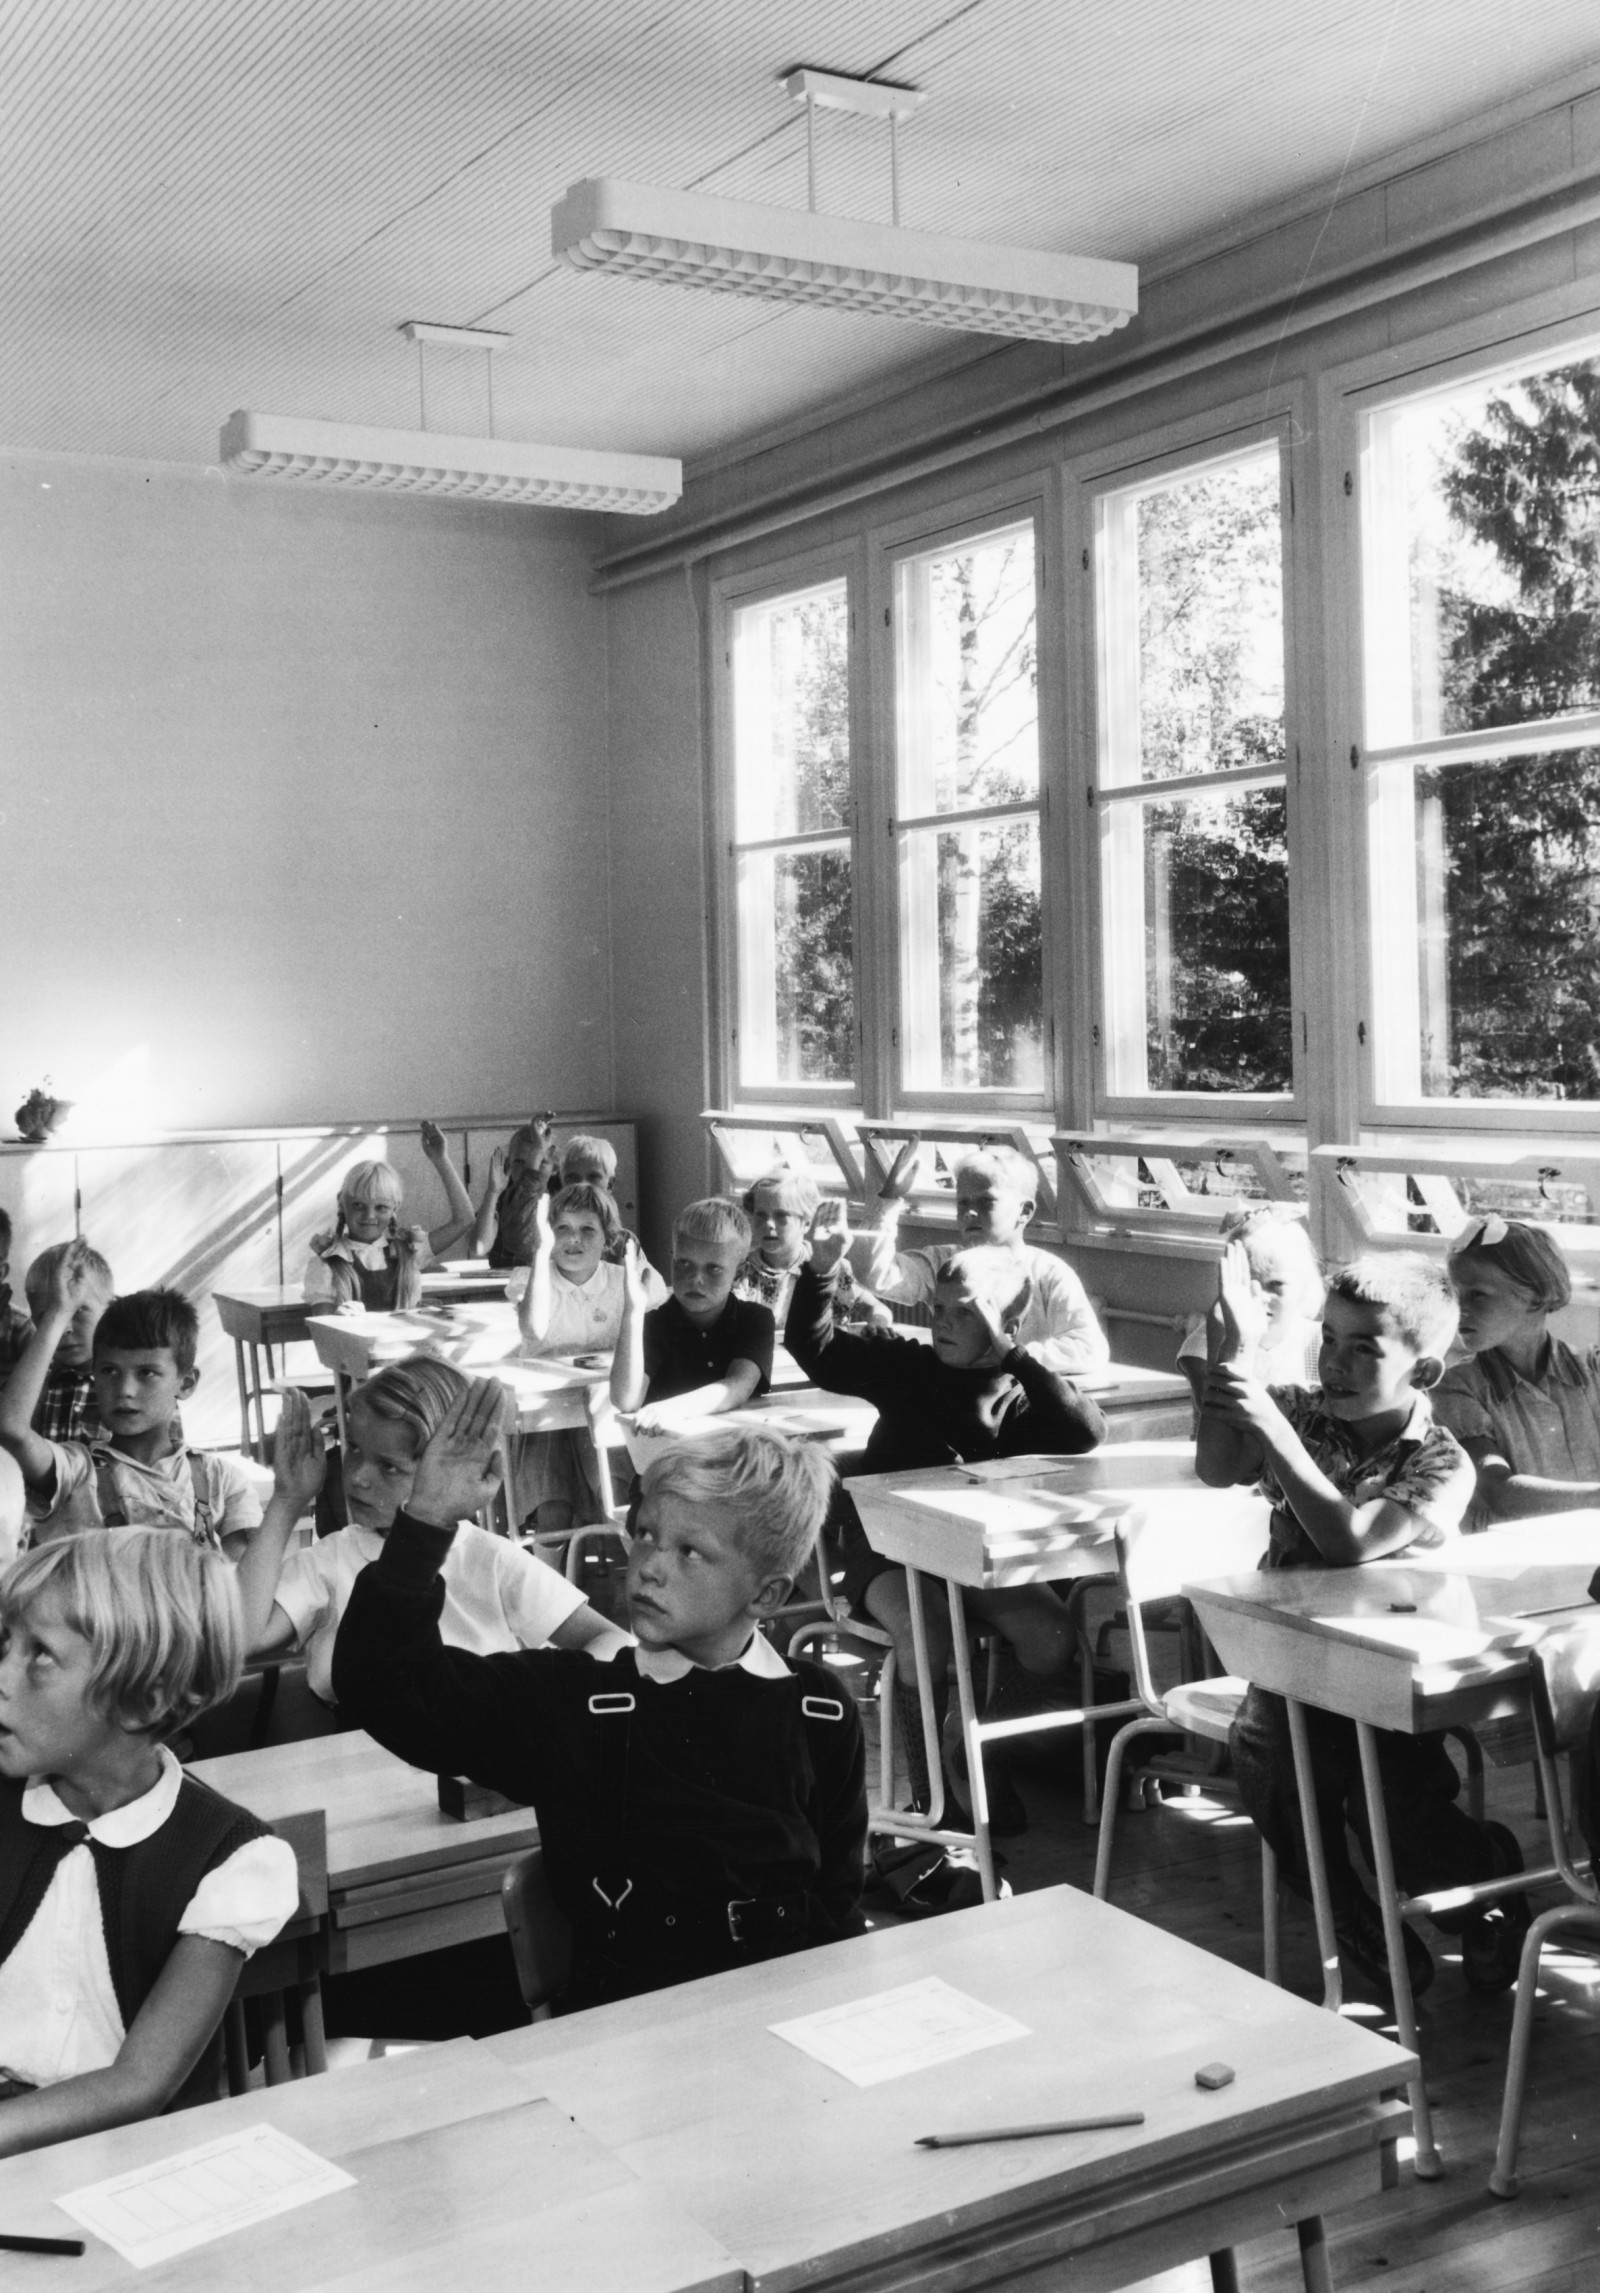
[938,1245,1031,1325]
[355,1355,471,1456]
[958,1145,1037,1201]
[561,1133,618,1184]
[640,1428,832,1581]
[743,1168,820,1221]
[673,1196,752,1254]
[0,1530,243,1737]
[550,1182,621,1242]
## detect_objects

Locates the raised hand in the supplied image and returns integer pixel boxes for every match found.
[971,1272,1030,1366]
[532,1190,554,1253]
[487,1145,508,1195]
[271,1387,326,1511]
[397,1222,431,1261]
[420,1119,448,1164]
[44,1238,95,1322]
[1216,1239,1269,1364]
[879,1137,921,1203]
[620,1234,650,1302]
[406,1376,512,1527]
[808,1199,851,1275]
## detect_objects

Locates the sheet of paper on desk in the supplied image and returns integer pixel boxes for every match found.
[770,1976,1030,2088]
[57,2123,355,2268]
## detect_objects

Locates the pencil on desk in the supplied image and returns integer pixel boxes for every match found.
[0,2233,87,2255]
[916,2112,1144,2148]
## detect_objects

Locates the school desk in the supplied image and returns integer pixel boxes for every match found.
[0,2039,739,2293]
[190,1728,538,1975]
[486,1881,1414,2293]
[846,1442,1270,1896]
[214,1269,507,1460]
[1185,1513,1600,2179]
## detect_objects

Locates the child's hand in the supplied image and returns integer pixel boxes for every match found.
[271,1388,326,1510]
[406,1376,512,1526]
[972,1275,1030,1365]
[808,1200,851,1275]
[420,1119,448,1164]
[397,1222,431,1262]
[879,1137,921,1203]
[1202,1361,1280,1441]
[43,1239,95,1322]
[620,1236,650,1302]
[1216,1239,1269,1363]
[487,1145,508,1195]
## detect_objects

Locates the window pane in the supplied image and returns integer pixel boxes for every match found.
[899,816,1042,1091]
[736,845,854,1088]
[731,581,849,839]
[896,523,1038,815]
[1103,785,1291,1094]
[1100,446,1285,787]
[1413,746,1600,1100]
[1365,353,1600,746]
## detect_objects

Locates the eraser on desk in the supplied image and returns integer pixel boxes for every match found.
[1195,2062,1235,2091]
[437,1774,520,1822]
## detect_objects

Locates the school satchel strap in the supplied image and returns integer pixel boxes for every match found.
[91,1448,215,1541]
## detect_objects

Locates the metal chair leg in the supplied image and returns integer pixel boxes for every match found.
[1490,1901,1600,2197]
[1262,1840,1281,1986]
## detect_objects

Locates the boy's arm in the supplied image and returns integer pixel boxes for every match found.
[609,1240,651,1412]
[632,1360,762,1431]
[1209,1376,1462,1563]
[0,1243,98,1491]
[1194,1244,1271,1487]
[1007,1349,1108,1452]
[0,1937,245,2162]
[1462,1439,1600,1518]
[420,1119,475,1257]
[517,1193,556,1346]
[549,1603,632,1658]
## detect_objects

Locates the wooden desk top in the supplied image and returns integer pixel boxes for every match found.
[0,2040,738,2293]
[847,1439,1268,1589]
[215,1271,508,1343]
[189,1729,537,1892]
[487,1885,1412,2293]
[1186,1514,1600,1733]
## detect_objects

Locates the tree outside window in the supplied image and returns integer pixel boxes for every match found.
[894,521,1043,1094]
[1094,441,1293,1100]
[1364,351,1600,1104]
[730,580,855,1090]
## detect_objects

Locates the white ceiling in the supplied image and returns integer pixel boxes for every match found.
[2,0,1597,477]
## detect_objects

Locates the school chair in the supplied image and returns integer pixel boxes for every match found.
[1488,1613,1600,2198]
[501,1846,573,2018]
[1092,1521,1288,1988]
[0,1447,23,1565]
[224,1806,329,2092]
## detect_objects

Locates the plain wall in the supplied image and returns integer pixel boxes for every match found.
[0,454,613,1131]
[603,566,713,1257]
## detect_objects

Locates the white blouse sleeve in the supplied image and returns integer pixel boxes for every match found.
[177,1833,299,1957]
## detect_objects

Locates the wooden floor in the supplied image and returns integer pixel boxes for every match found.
[988,1728,1600,2292]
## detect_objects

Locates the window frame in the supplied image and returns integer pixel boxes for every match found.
[869,480,1060,1117]
[1066,394,1308,1127]
[708,540,866,1112]
[1327,303,1600,1136]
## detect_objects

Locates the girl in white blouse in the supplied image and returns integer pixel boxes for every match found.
[0,1529,297,2154]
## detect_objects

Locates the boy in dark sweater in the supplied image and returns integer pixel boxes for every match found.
[787,1216,1107,1829]
[333,1384,865,2012]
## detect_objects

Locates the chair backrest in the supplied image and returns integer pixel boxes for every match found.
[1529,1613,1600,1757]
[501,1846,573,2016]
[272,1806,330,1923]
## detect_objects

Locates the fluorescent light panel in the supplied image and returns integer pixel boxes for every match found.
[552,177,1137,345]
[219,410,681,513]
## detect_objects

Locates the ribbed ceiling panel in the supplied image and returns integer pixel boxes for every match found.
[0,0,1595,470]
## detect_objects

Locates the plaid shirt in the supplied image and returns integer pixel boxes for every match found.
[32,1366,99,1443]
[1256,1385,1474,1570]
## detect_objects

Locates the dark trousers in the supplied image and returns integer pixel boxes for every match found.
[1230,1686,1495,1918]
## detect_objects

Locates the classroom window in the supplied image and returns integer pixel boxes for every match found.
[1362,346,1600,1105]
[730,579,856,1089]
[1094,440,1292,1100]
[893,520,1043,1094]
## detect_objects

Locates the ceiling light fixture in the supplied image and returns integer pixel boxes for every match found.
[220,321,682,513]
[552,68,1137,346]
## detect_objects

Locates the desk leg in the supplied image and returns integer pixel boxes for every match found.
[904,1569,948,1831]
[1355,1719,1440,2179]
[1296,2214,1334,2293]
[1207,2249,1240,2291]
[946,1582,998,1904]
[1285,1697,1343,2013]
[231,1338,253,1462]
